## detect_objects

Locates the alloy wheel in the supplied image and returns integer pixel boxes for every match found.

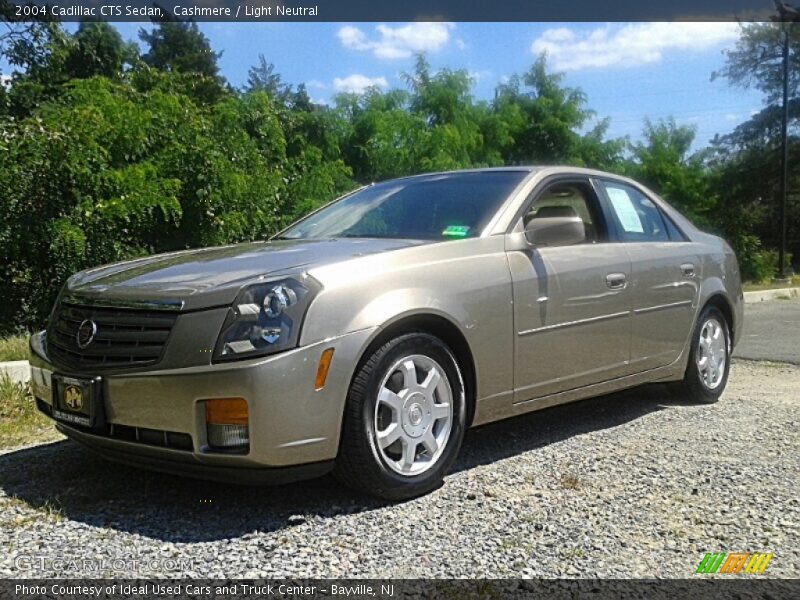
[373,354,453,476]
[696,317,727,390]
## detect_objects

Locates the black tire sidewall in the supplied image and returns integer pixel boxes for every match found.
[352,333,466,497]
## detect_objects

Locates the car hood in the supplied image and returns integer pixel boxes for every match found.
[65,238,423,311]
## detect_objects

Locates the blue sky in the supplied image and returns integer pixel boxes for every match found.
[13,21,768,150]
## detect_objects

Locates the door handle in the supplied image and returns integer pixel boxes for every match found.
[681,263,695,278]
[606,273,627,289]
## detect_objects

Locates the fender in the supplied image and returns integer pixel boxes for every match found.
[697,259,743,348]
[302,237,515,406]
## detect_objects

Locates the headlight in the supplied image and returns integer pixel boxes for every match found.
[213,275,321,362]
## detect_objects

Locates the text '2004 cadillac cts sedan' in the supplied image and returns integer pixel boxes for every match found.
[30,166,743,499]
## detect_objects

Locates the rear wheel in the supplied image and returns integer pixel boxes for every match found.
[679,305,731,403]
[334,333,466,500]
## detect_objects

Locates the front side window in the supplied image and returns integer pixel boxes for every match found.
[278,171,528,241]
[522,181,605,244]
[601,181,670,242]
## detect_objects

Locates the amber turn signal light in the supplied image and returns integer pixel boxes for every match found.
[315,348,335,390]
[205,397,248,425]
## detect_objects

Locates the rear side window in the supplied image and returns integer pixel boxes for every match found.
[662,213,687,241]
[600,182,669,242]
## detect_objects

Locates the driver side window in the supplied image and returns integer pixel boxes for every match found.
[522,181,605,244]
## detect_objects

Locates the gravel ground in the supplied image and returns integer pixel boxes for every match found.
[1,359,798,579]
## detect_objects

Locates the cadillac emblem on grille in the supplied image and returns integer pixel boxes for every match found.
[76,319,97,349]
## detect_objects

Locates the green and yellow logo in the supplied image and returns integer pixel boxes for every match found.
[696,552,773,574]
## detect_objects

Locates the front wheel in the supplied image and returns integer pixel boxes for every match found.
[334,333,467,500]
[679,305,731,403]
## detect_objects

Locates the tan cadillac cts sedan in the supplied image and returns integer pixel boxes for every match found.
[30,167,743,499]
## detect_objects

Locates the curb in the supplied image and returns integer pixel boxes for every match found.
[743,287,800,304]
[0,360,30,385]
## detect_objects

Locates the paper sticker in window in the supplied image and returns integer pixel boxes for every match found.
[442,225,470,237]
[606,187,644,233]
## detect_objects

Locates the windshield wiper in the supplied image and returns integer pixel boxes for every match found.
[335,233,404,239]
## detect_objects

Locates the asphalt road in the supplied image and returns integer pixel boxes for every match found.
[735,297,800,364]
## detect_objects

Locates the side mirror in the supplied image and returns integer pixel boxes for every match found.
[525,216,586,247]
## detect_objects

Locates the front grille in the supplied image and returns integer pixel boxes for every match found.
[36,399,194,451]
[47,301,178,371]
[108,423,194,451]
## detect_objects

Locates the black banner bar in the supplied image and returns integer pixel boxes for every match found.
[1,0,779,23]
[2,579,800,600]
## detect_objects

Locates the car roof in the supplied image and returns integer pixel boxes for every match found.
[377,166,536,183]
[375,165,633,184]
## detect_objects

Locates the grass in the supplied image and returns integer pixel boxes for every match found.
[563,548,586,559]
[742,275,800,292]
[0,334,58,449]
[0,334,30,362]
[0,375,60,450]
[1,495,64,528]
[559,472,581,490]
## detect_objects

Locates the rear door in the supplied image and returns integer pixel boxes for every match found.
[507,177,633,402]
[596,179,700,371]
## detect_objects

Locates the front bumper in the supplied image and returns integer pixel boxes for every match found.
[30,326,376,482]
[55,422,334,485]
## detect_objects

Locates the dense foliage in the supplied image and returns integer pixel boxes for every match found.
[0,18,797,333]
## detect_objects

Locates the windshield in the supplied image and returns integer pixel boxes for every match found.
[278,171,528,241]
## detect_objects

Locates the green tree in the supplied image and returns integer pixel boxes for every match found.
[0,77,290,330]
[494,55,593,164]
[404,56,484,169]
[65,22,134,80]
[1,20,133,115]
[712,22,800,278]
[0,20,74,116]
[140,20,219,76]
[10,21,769,329]
[629,118,717,226]
[336,88,428,181]
[139,21,226,103]
[245,54,292,103]
[405,55,472,126]
[714,22,800,105]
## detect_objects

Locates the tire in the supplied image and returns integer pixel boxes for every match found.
[679,305,731,403]
[333,332,467,500]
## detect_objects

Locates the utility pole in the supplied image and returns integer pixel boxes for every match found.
[773,2,799,282]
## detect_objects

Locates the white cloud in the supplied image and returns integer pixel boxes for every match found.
[338,26,369,50]
[468,70,492,83]
[338,22,455,60]
[531,22,739,71]
[333,74,389,94]
[0,74,11,89]
[306,79,327,90]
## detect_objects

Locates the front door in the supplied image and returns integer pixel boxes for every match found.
[508,178,632,402]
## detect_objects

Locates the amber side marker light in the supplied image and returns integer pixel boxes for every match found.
[315,348,335,390]
[205,397,249,450]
